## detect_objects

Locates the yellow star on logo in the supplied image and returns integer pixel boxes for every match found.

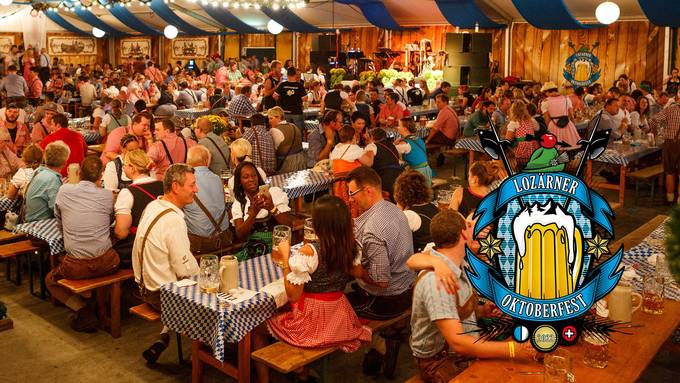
[586,233,610,260]
[478,234,503,260]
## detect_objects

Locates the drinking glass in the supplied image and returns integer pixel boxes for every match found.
[0,178,7,196]
[304,218,318,244]
[582,333,609,369]
[543,348,573,383]
[198,255,220,293]
[437,189,454,210]
[642,274,665,315]
[272,225,292,268]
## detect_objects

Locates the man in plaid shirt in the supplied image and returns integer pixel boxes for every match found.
[243,113,276,175]
[227,85,257,123]
[650,101,680,203]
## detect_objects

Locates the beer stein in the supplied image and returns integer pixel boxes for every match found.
[607,268,642,323]
[198,255,220,293]
[272,225,291,268]
[642,274,665,315]
[219,255,239,293]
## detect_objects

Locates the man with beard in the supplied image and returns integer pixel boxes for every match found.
[0,103,30,154]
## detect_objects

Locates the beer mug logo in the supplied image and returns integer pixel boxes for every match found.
[466,127,624,352]
[563,41,601,87]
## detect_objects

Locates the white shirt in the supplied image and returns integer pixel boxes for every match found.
[540,97,573,114]
[395,142,413,155]
[103,155,132,191]
[132,198,199,291]
[10,167,35,196]
[506,119,538,132]
[270,127,285,149]
[286,244,362,285]
[610,108,629,128]
[230,186,291,224]
[79,82,97,106]
[402,209,423,232]
[114,176,157,215]
[329,143,365,161]
[92,107,106,120]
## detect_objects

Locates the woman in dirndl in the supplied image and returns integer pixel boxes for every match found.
[231,161,294,261]
[253,195,372,383]
[505,101,539,167]
[540,82,580,147]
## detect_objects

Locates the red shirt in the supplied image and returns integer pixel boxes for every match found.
[40,128,88,176]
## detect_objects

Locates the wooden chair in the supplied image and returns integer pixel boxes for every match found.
[251,310,411,382]
[57,269,134,338]
[0,239,40,287]
[443,147,471,177]
[129,303,187,365]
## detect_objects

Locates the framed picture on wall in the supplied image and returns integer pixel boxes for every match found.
[121,38,151,59]
[0,35,15,56]
[172,37,209,59]
[47,36,96,56]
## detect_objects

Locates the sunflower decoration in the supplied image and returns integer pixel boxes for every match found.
[197,115,229,136]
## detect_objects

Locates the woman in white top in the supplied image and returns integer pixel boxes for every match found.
[227,138,267,193]
[231,161,294,261]
[103,133,139,191]
[630,96,651,133]
[6,144,42,199]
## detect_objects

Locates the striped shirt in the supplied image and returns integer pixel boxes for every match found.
[354,199,414,296]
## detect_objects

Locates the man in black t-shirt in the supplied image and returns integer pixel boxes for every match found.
[407,83,425,106]
[275,67,307,133]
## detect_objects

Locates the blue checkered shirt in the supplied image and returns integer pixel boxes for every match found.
[227,94,257,122]
[243,125,276,175]
[354,200,414,296]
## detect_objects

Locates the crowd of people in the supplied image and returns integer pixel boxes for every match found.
[3,41,680,382]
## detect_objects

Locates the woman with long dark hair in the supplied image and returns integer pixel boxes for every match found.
[231,161,293,260]
[253,195,371,383]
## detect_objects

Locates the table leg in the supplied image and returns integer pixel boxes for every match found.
[586,161,593,185]
[110,281,121,338]
[294,197,303,213]
[468,150,474,169]
[619,165,626,206]
[237,333,251,383]
[191,340,204,383]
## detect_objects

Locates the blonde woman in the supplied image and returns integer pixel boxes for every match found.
[505,101,539,166]
[268,106,305,174]
[227,138,267,193]
[112,149,163,266]
[6,144,42,199]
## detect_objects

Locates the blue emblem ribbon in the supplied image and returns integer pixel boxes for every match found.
[465,248,623,322]
[475,173,614,236]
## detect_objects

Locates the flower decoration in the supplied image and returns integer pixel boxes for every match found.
[586,233,610,260]
[199,115,228,136]
[478,234,503,260]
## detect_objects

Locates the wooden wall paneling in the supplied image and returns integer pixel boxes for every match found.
[276,32,293,63]
[644,26,660,87]
[296,32,312,69]
[513,24,525,81]
[224,35,239,61]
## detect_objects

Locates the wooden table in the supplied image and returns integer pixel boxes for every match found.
[88,144,104,155]
[584,143,661,210]
[451,214,679,383]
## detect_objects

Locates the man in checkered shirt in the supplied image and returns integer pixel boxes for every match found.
[346,166,415,319]
[242,113,276,175]
[650,101,680,203]
[227,85,257,124]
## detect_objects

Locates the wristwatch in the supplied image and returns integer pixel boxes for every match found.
[270,206,278,215]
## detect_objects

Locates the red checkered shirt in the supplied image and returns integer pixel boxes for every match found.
[650,103,680,140]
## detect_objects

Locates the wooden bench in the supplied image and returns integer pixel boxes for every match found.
[627,164,664,202]
[405,375,425,383]
[443,148,471,176]
[0,239,40,286]
[130,303,187,364]
[0,230,26,245]
[251,310,411,381]
[58,268,134,338]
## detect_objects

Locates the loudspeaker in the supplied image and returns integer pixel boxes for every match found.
[443,66,490,87]
[444,32,491,87]
[317,35,337,52]
[471,33,492,53]
[311,51,346,67]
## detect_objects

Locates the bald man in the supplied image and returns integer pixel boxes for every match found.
[183,145,232,253]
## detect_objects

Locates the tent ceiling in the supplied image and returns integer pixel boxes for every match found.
[2,0,657,35]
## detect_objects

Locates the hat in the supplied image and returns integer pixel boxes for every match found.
[540,81,559,93]
[43,102,61,113]
[524,147,565,173]
[120,86,128,93]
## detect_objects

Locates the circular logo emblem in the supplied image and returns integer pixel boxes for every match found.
[513,325,530,343]
[532,325,559,352]
[562,326,578,342]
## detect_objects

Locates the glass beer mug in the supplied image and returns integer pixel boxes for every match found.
[198,255,220,293]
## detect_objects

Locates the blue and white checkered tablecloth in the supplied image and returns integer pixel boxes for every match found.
[175,108,210,120]
[268,169,333,199]
[408,105,439,117]
[304,120,319,131]
[68,117,90,130]
[303,107,321,119]
[578,143,661,166]
[14,218,64,255]
[455,137,484,152]
[160,254,283,361]
[79,131,101,145]
[621,218,680,301]
[0,196,19,212]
